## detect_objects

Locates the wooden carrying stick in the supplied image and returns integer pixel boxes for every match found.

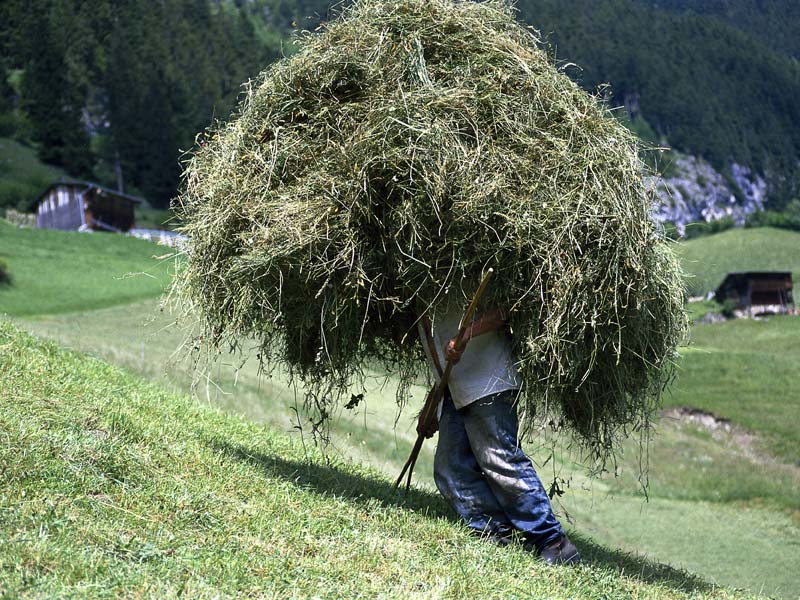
[394,268,495,490]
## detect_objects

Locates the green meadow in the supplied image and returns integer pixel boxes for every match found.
[1,321,759,599]
[667,318,800,463]
[0,220,174,316]
[2,223,799,598]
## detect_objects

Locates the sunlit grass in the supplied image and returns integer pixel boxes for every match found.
[2,320,758,599]
[667,316,800,462]
[17,301,800,598]
[0,220,174,316]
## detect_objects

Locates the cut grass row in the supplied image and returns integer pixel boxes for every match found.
[664,316,800,464]
[1,321,753,599]
[20,300,800,510]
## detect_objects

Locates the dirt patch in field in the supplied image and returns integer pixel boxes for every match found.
[662,407,760,462]
[664,407,733,431]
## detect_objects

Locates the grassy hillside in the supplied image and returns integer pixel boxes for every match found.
[6,225,800,597]
[0,137,67,211]
[0,220,174,316]
[18,300,800,599]
[666,316,800,463]
[675,227,800,296]
[0,321,756,599]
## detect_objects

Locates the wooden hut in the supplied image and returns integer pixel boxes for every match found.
[33,181,143,232]
[715,272,794,317]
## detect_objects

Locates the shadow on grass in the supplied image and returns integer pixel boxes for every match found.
[210,438,714,595]
[571,534,714,593]
[208,438,455,518]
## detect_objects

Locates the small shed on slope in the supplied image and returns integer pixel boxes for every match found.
[33,181,143,232]
[715,271,795,317]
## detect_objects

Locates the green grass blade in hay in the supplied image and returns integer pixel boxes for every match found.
[172,0,689,468]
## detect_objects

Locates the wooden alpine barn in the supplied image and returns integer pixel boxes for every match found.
[715,271,795,317]
[33,181,143,233]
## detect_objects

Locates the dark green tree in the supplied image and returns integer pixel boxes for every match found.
[9,1,93,176]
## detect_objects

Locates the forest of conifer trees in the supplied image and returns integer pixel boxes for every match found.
[1,0,798,210]
[0,0,277,207]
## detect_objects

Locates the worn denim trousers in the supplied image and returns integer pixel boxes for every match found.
[434,390,563,550]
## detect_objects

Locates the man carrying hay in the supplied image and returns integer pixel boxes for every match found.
[419,304,581,565]
[175,0,687,565]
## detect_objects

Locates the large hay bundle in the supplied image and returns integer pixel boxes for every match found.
[174,0,687,462]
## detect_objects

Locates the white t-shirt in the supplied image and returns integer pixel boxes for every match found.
[418,304,521,410]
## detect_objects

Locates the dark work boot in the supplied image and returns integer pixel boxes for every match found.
[539,535,581,566]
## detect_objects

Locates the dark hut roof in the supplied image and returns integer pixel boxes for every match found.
[715,271,792,298]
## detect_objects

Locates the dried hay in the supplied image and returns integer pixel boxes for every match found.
[173,0,688,466]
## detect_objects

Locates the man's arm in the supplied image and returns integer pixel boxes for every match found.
[444,308,509,363]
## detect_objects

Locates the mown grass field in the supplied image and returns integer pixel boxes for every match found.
[4,224,800,597]
[0,220,174,316]
[18,299,800,599]
[675,227,800,296]
[667,317,800,463]
[0,321,761,599]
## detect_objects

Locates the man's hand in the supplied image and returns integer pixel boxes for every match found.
[416,409,438,438]
[444,308,509,365]
[416,387,440,438]
[444,337,466,364]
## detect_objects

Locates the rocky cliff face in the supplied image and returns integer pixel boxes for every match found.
[649,153,767,234]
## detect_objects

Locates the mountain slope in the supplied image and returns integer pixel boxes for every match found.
[242,0,800,209]
[0,320,753,599]
[515,0,800,198]
[639,0,800,59]
[2,0,798,213]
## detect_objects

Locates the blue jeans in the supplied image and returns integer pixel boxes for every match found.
[434,390,563,550]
